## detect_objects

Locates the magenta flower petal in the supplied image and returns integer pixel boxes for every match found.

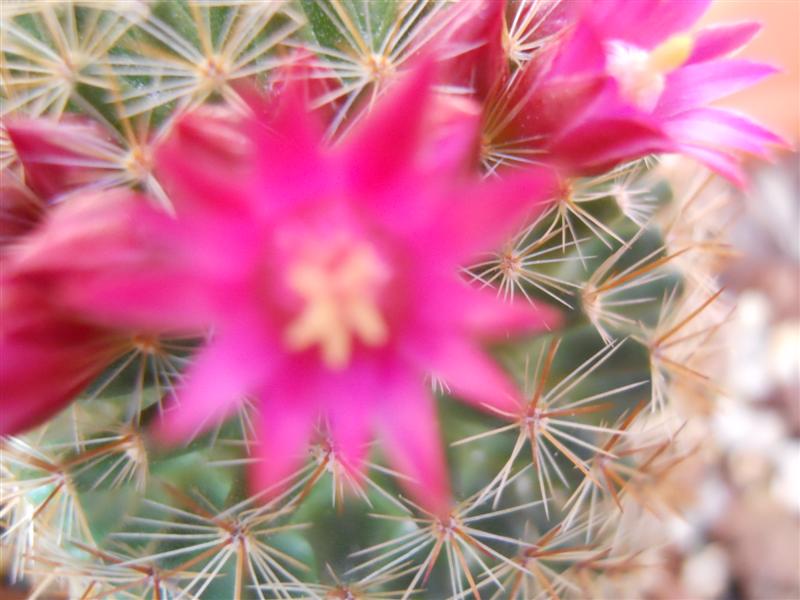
[63,268,216,333]
[655,60,779,117]
[155,328,273,443]
[0,338,113,435]
[248,74,330,204]
[421,94,483,176]
[251,392,318,497]
[440,171,558,260]
[342,58,436,191]
[547,20,607,76]
[479,22,673,176]
[417,337,522,417]
[585,0,710,48]
[153,105,253,217]
[378,378,450,517]
[328,404,373,478]
[326,372,376,477]
[550,116,669,174]
[460,288,561,339]
[665,108,789,159]
[687,22,762,65]
[674,144,747,187]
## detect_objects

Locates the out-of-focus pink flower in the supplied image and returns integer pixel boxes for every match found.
[59,63,559,515]
[0,191,164,434]
[0,162,126,435]
[476,0,785,182]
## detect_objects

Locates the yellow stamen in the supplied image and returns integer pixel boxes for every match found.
[284,242,389,369]
[648,34,694,74]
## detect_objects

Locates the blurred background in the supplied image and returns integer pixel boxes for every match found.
[640,2,799,598]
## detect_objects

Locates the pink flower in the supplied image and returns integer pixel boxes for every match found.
[0,192,153,435]
[476,0,786,182]
[470,1,669,176]
[58,63,559,515]
[0,161,132,435]
[581,0,788,183]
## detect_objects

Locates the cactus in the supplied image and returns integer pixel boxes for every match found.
[0,2,783,598]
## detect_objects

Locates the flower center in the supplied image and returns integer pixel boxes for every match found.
[605,35,693,111]
[283,236,389,370]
